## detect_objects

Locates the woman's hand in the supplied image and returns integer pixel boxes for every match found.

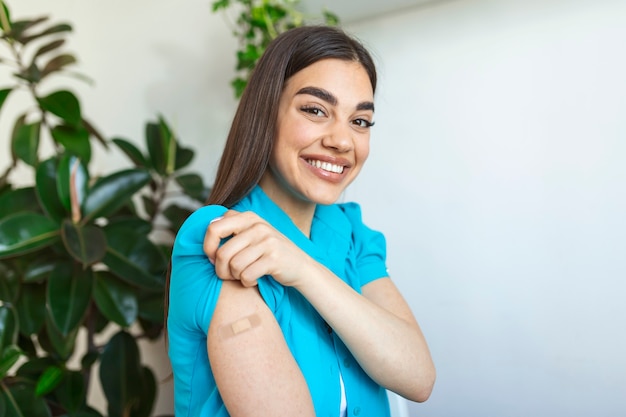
[203,210,311,288]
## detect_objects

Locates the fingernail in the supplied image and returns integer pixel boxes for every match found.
[210,216,223,224]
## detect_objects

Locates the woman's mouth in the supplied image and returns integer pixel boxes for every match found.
[305,159,345,174]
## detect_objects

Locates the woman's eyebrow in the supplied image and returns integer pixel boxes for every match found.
[296,86,336,105]
[296,86,375,112]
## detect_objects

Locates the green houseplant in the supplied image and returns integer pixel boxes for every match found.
[0,0,340,415]
[0,3,207,416]
[212,0,339,97]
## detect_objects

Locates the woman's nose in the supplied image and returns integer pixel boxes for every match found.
[321,122,353,152]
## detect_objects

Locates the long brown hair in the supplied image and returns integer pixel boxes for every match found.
[165,25,377,336]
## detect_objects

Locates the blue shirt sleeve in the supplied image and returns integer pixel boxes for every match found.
[170,205,229,334]
[338,202,389,286]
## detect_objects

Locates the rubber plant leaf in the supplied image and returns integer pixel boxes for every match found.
[0,262,19,303]
[11,116,40,167]
[51,124,91,164]
[0,212,59,259]
[0,88,12,114]
[93,271,138,328]
[175,173,206,201]
[0,345,23,379]
[53,370,85,413]
[138,292,165,324]
[0,380,52,417]
[35,157,67,222]
[0,187,41,220]
[47,262,93,336]
[102,223,166,289]
[128,366,157,417]
[20,22,72,45]
[38,90,81,126]
[0,303,18,352]
[43,312,78,360]
[16,283,46,336]
[112,137,148,167]
[61,220,106,267]
[99,331,142,416]
[32,39,65,60]
[34,365,63,396]
[81,169,150,223]
[56,154,89,214]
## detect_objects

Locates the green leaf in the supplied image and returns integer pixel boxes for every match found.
[212,0,230,12]
[81,169,151,223]
[35,157,67,221]
[47,262,93,336]
[6,17,48,41]
[102,224,166,289]
[56,154,89,213]
[11,116,40,167]
[0,303,18,352]
[20,23,72,45]
[145,117,176,175]
[51,124,91,163]
[23,257,56,282]
[129,366,156,417]
[106,217,152,236]
[43,312,78,360]
[0,212,59,259]
[16,284,46,336]
[163,204,193,233]
[0,88,12,113]
[0,344,22,378]
[174,145,194,170]
[112,138,147,167]
[15,61,42,83]
[54,370,85,413]
[0,3,12,33]
[61,220,106,266]
[40,53,76,78]
[32,39,65,60]
[99,331,142,416]
[0,262,20,303]
[38,90,81,126]
[34,365,63,396]
[0,380,52,417]
[0,187,41,220]
[175,173,207,201]
[93,271,138,327]
[138,293,164,324]
[16,355,57,381]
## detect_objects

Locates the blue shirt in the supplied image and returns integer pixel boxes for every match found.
[168,185,391,417]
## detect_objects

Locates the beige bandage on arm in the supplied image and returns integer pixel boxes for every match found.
[219,313,262,339]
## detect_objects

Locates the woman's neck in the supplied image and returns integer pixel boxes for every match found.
[258,174,316,238]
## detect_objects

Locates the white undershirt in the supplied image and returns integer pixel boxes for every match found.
[339,371,347,417]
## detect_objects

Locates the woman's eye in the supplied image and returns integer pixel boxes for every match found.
[301,106,325,117]
[353,118,375,128]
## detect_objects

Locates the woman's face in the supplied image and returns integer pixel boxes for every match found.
[260,58,374,210]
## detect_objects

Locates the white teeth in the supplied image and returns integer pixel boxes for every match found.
[307,159,344,174]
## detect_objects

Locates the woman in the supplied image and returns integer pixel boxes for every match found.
[167,25,435,417]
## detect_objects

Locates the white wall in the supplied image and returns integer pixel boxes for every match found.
[345,0,626,415]
[2,0,625,416]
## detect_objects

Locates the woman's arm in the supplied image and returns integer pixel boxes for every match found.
[205,210,435,403]
[293,264,436,402]
[207,280,315,416]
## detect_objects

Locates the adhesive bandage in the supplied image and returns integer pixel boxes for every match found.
[219,314,262,339]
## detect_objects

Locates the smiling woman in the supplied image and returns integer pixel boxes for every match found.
[165,25,436,417]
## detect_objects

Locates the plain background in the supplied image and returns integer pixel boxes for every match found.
[2,0,625,416]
